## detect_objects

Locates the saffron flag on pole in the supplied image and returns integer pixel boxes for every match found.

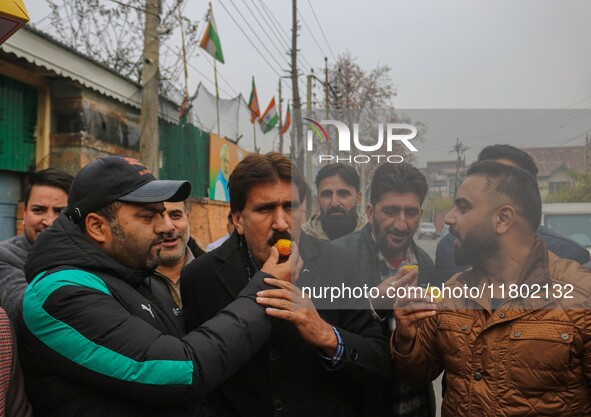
[259,97,278,133]
[199,6,224,64]
[280,104,291,135]
[248,77,260,123]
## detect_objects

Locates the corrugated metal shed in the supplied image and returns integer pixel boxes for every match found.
[1,25,180,124]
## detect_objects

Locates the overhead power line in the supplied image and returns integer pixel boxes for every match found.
[305,0,337,62]
[241,0,288,60]
[255,0,315,71]
[297,9,327,59]
[225,0,289,71]
[217,0,289,88]
[252,0,289,49]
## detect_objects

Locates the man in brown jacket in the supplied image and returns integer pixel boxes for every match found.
[392,161,591,416]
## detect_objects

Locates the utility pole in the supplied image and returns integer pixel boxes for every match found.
[291,0,303,170]
[139,0,160,175]
[585,132,591,176]
[450,138,468,196]
[324,56,330,153]
[305,73,314,213]
[278,78,283,153]
[324,57,329,118]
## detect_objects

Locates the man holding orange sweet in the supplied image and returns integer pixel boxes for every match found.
[334,162,437,417]
[181,152,389,417]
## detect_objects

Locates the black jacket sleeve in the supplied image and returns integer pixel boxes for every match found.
[21,269,275,406]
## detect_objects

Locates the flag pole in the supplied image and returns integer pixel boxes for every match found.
[278,78,283,153]
[208,1,220,136]
[179,3,189,121]
[214,57,220,136]
[253,122,258,153]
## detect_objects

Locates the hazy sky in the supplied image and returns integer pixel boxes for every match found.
[23,0,591,164]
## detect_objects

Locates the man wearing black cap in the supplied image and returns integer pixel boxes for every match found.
[18,156,291,417]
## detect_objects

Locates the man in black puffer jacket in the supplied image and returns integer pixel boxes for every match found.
[19,156,290,417]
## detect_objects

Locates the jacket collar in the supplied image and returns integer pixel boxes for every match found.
[26,213,151,285]
[455,236,553,312]
[213,231,320,298]
[213,232,251,298]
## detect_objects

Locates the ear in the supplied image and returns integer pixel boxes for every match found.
[232,211,245,236]
[366,204,374,224]
[22,205,26,225]
[84,213,111,245]
[185,209,191,224]
[356,192,362,206]
[495,205,515,234]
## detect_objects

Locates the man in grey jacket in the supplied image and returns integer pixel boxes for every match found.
[0,168,73,321]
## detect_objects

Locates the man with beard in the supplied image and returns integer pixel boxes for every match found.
[302,163,367,241]
[181,152,390,417]
[392,161,591,416]
[152,200,193,311]
[434,144,589,286]
[18,156,293,417]
[334,162,436,417]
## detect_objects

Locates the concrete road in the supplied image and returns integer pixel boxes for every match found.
[414,235,439,259]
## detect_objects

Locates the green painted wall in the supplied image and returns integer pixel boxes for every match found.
[159,121,210,198]
[0,74,37,172]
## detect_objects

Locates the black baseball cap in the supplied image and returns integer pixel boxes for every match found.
[65,156,191,223]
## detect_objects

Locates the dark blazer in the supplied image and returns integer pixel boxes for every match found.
[181,232,390,417]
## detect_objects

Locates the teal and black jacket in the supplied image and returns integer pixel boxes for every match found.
[19,213,276,417]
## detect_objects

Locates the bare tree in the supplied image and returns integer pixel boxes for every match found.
[312,52,425,204]
[44,0,199,101]
[329,51,396,111]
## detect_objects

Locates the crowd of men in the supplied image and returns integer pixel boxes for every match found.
[0,144,588,417]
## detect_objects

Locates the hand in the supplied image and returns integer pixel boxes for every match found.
[256,277,337,356]
[261,246,291,281]
[261,242,304,283]
[371,268,419,312]
[392,276,437,355]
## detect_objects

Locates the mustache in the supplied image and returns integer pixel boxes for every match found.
[268,231,292,246]
[386,228,409,238]
[162,231,183,240]
[326,206,347,216]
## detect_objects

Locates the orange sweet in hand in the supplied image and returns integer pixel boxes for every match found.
[401,264,419,274]
[274,239,292,257]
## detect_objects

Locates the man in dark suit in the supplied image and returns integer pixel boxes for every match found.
[181,152,390,417]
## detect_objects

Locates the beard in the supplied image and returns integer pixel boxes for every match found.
[158,229,189,265]
[453,226,500,267]
[374,225,413,259]
[319,207,358,240]
[110,221,162,271]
